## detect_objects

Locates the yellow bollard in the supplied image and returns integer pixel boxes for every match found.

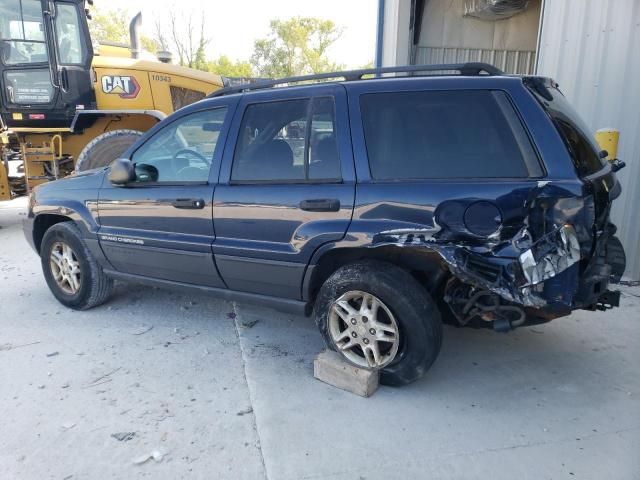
[595,128,620,161]
[0,133,11,201]
[0,161,10,201]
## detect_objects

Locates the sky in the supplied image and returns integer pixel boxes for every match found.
[94,0,378,69]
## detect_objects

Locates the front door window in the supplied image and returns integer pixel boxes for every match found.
[131,107,228,183]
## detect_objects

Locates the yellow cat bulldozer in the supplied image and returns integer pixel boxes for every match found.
[0,0,225,199]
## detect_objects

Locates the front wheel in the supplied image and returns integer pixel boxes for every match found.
[41,222,113,310]
[314,261,443,386]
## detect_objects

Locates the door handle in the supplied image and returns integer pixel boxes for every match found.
[60,67,69,92]
[299,198,340,212]
[171,198,205,209]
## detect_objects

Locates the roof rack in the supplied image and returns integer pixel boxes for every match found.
[209,62,503,98]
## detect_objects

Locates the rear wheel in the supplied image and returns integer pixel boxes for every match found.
[75,129,143,172]
[41,222,113,309]
[314,261,443,386]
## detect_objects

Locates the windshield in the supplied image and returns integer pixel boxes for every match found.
[0,0,48,65]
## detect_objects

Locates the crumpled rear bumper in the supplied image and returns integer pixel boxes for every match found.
[373,221,623,315]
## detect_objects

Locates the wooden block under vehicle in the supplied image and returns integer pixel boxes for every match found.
[313,350,379,397]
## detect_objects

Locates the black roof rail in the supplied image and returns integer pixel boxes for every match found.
[207,62,503,98]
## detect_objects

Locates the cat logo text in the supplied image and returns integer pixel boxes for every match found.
[101,75,141,99]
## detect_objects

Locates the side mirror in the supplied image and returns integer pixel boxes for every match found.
[108,158,135,185]
[134,163,159,182]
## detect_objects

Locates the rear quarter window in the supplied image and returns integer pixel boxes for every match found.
[532,85,605,177]
[360,90,542,180]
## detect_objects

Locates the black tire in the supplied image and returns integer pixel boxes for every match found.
[75,129,143,172]
[314,260,443,386]
[40,222,113,310]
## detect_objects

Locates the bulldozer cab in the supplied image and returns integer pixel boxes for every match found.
[0,0,94,130]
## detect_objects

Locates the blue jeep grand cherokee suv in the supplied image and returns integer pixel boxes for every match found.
[24,64,626,385]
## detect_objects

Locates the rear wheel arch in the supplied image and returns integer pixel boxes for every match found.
[314,259,444,385]
[305,245,449,305]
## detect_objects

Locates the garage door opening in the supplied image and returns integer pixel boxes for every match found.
[411,0,542,74]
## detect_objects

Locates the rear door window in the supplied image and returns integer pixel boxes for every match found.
[232,98,308,182]
[309,97,340,180]
[231,96,341,182]
[360,90,541,180]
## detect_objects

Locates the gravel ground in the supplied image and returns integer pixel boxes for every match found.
[1,196,639,480]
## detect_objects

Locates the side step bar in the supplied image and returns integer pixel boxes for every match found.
[103,270,310,316]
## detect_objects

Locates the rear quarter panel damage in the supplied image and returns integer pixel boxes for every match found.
[327,179,603,312]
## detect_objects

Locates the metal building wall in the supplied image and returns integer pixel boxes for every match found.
[536,0,640,280]
[414,0,541,74]
[415,46,536,74]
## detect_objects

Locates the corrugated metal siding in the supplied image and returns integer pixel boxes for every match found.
[415,46,536,74]
[414,0,540,74]
[536,0,640,280]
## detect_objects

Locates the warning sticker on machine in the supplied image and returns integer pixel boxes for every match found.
[15,88,52,103]
[101,75,141,99]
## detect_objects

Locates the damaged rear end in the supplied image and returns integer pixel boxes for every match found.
[352,77,625,332]
[444,78,626,329]
[515,78,625,314]
[373,181,623,332]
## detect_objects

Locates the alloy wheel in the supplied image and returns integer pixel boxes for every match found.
[49,241,82,295]
[328,290,400,369]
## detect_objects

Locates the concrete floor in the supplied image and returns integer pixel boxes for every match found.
[1,196,639,480]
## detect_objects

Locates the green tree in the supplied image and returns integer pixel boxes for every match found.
[207,56,254,78]
[89,7,159,53]
[141,36,160,54]
[89,8,129,45]
[251,17,343,77]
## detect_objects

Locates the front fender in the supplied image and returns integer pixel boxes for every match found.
[31,200,99,237]
[30,170,104,233]
[24,171,105,255]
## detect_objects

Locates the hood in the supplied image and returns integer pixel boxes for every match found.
[34,168,106,195]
